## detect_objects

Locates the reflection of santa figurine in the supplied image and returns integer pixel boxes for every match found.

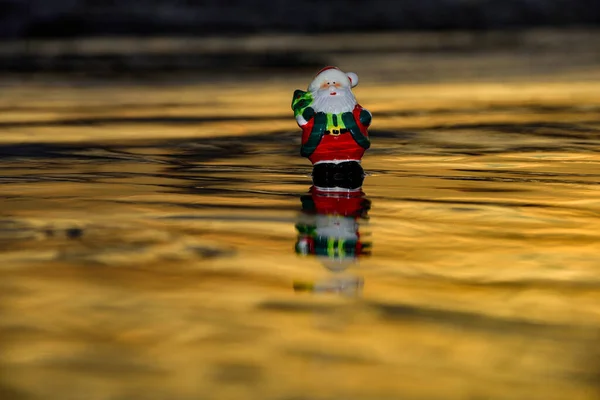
[295,187,371,263]
[292,66,372,190]
[294,186,371,296]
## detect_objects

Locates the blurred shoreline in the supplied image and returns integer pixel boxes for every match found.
[0,29,599,83]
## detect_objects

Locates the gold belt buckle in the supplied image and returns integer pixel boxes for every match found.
[331,129,341,136]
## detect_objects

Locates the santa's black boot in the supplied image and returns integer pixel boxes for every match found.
[311,161,364,190]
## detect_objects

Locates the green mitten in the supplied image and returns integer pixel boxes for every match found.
[292,89,314,117]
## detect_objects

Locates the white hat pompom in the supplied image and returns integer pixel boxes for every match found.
[346,72,358,87]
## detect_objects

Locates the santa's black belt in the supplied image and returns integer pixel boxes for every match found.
[325,128,349,135]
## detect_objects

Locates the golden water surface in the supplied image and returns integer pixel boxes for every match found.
[1,46,600,399]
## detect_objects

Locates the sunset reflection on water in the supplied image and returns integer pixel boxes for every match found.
[2,49,600,399]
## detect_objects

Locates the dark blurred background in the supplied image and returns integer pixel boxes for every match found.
[1,0,600,38]
[0,0,599,79]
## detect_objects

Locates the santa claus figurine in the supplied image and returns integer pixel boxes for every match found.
[292,66,371,189]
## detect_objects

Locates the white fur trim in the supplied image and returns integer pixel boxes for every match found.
[346,72,358,87]
[313,159,360,165]
[313,185,363,193]
[295,114,308,126]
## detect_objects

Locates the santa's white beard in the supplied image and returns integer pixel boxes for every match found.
[311,88,357,114]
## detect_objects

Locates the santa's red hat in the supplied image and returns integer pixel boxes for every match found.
[308,66,359,92]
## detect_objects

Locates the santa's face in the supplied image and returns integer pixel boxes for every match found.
[311,79,357,114]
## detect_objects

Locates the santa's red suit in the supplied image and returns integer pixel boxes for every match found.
[300,104,371,164]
